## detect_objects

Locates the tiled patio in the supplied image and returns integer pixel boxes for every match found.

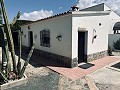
[42,56,119,81]
[17,48,120,80]
[19,50,119,81]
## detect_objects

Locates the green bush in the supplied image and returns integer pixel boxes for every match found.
[108,46,112,56]
[113,38,120,50]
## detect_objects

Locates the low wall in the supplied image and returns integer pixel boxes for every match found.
[87,50,108,62]
[109,34,120,49]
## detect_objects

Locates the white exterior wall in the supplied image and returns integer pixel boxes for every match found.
[109,34,120,49]
[72,13,110,59]
[104,4,120,34]
[109,11,120,34]
[21,14,72,58]
[81,3,120,34]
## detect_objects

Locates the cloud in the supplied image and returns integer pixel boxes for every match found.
[77,0,120,15]
[59,7,63,10]
[20,9,53,21]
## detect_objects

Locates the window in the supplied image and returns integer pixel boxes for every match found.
[40,30,50,47]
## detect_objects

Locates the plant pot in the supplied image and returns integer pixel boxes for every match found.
[0,75,28,90]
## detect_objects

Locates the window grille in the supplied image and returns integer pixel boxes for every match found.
[40,30,50,47]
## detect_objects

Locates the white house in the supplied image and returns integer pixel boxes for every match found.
[20,3,120,68]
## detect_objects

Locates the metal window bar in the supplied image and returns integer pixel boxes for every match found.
[40,30,50,47]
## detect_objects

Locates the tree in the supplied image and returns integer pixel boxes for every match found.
[113,39,120,50]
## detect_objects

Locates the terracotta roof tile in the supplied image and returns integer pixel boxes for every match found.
[21,11,71,26]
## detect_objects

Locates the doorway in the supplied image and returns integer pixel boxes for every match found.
[78,32,87,63]
[28,31,33,47]
[13,31,19,46]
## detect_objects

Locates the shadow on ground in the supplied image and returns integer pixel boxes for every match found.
[15,47,66,68]
[78,63,95,69]
[111,62,120,69]
[15,47,43,68]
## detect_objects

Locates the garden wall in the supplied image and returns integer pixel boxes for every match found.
[108,34,120,50]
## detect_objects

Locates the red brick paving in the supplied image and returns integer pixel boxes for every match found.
[31,54,119,81]
[19,48,120,80]
[46,56,119,80]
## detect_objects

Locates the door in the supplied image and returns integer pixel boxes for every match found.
[13,32,18,46]
[78,32,87,63]
[28,31,33,47]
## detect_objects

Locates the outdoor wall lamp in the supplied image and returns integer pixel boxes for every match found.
[34,34,37,39]
[28,25,31,30]
[56,35,62,41]
[92,29,97,43]
[93,29,97,39]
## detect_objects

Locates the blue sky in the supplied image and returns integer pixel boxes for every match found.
[3,0,120,21]
[5,0,77,21]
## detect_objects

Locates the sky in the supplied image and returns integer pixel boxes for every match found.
[3,0,120,21]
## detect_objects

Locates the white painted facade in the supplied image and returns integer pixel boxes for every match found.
[21,14,72,58]
[72,11,110,59]
[81,3,120,34]
[21,3,120,65]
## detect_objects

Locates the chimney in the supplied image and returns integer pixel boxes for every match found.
[71,5,79,11]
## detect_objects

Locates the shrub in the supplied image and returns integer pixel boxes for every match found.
[108,46,112,56]
[113,38,120,50]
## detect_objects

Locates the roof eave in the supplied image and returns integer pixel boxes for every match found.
[20,11,72,26]
[72,11,111,15]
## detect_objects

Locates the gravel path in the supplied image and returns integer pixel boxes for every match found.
[8,61,60,90]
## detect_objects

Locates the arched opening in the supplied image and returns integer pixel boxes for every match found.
[113,22,120,34]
